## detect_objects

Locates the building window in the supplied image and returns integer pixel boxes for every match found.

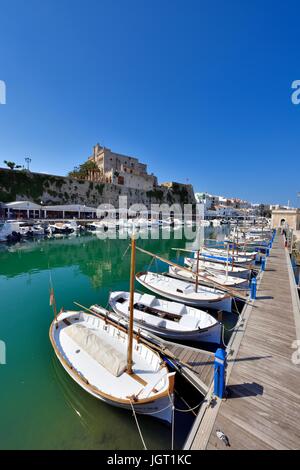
[118,176,124,185]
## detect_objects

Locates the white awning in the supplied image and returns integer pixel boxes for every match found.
[4,201,41,210]
[43,204,97,212]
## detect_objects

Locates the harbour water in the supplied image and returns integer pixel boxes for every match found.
[0,226,236,450]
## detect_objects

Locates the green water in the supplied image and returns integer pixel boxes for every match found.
[0,227,232,450]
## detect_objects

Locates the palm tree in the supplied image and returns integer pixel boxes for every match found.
[3,160,22,170]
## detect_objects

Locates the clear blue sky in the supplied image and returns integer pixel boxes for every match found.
[0,0,299,206]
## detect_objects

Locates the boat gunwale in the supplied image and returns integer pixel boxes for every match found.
[136,271,232,303]
[109,291,219,335]
[49,311,173,405]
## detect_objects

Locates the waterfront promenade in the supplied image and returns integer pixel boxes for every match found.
[185,234,300,450]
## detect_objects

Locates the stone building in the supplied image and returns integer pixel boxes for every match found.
[87,143,157,190]
[271,208,300,230]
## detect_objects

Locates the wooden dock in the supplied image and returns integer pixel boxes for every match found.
[184,233,300,450]
[162,342,214,395]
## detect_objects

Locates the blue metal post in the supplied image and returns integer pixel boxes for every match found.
[214,348,227,398]
[261,258,266,271]
[266,247,270,257]
[250,277,257,300]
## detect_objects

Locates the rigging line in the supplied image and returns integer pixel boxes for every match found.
[129,401,147,450]
[122,244,130,259]
[147,256,155,272]
[171,395,175,451]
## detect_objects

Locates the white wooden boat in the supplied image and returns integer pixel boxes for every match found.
[200,246,257,259]
[168,265,249,289]
[109,291,221,344]
[50,309,175,423]
[136,272,232,312]
[199,251,253,265]
[184,257,250,279]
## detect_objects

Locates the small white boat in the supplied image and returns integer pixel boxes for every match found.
[199,250,253,265]
[109,291,222,344]
[86,221,107,232]
[21,223,45,237]
[185,257,250,279]
[200,220,211,227]
[212,219,221,227]
[47,221,76,235]
[199,247,257,262]
[136,272,232,312]
[0,220,45,241]
[161,217,184,227]
[50,309,175,424]
[168,265,249,289]
[0,221,22,242]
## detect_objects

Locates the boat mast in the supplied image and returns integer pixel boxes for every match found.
[226,242,229,281]
[195,249,200,293]
[127,235,136,375]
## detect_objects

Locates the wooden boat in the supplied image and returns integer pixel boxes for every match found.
[200,246,257,260]
[199,251,253,265]
[49,237,175,424]
[49,309,174,423]
[136,271,232,312]
[184,257,251,279]
[109,291,222,344]
[168,265,249,289]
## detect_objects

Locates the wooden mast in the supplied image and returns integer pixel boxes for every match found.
[195,249,200,293]
[127,235,136,375]
[226,242,229,281]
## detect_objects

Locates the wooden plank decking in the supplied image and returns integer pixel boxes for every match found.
[185,234,300,450]
[164,343,214,394]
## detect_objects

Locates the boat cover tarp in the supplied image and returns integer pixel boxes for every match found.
[65,324,127,377]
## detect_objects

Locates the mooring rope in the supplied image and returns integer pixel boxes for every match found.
[132,402,173,415]
[130,401,147,450]
[171,396,175,451]
[174,398,205,413]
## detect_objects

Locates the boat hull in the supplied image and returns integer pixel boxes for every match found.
[54,351,173,423]
[137,275,232,312]
[49,312,174,425]
[109,300,222,345]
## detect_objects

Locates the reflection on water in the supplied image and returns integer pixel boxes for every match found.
[0,226,230,450]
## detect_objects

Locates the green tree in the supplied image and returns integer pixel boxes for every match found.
[68,160,98,179]
[3,160,22,170]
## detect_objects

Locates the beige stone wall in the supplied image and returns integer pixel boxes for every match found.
[271,209,300,230]
[0,169,195,209]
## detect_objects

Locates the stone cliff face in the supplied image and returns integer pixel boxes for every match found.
[0,168,196,208]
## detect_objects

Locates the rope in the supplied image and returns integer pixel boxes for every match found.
[147,256,155,272]
[232,296,240,314]
[174,400,204,413]
[171,395,175,451]
[221,324,228,348]
[221,307,245,347]
[130,401,147,450]
[122,244,130,259]
[133,401,173,415]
